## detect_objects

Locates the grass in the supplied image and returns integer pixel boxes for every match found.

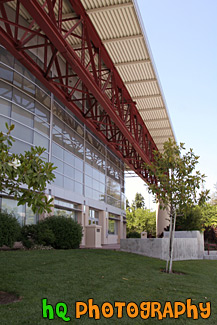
[0,249,216,324]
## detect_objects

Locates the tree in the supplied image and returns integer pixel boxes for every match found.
[201,203,217,227]
[126,208,156,237]
[210,183,217,206]
[0,123,56,214]
[175,205,203,231]
[144,139,209,273]
[126,193,155,237]
[200,203,217,244]
[132,192,146,209]
[126,198,130,209]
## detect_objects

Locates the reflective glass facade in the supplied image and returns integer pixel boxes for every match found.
[0,196,38,226]
[0,46,125,214]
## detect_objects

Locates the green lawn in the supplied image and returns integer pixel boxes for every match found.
[0,249,216,324]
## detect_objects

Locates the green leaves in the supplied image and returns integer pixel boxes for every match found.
[144,139,210,215]
[0,123,56,214]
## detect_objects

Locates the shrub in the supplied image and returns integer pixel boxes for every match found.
[40,216,83,249]
[20,224,37,249]
[176,206,203,231]
[37,222,55,246]
[0,211,21,248]
[127,231,141,238]
[204,226,217,244]
[21,223,55,248]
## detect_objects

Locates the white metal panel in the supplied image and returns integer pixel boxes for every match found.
[81,0,175,151]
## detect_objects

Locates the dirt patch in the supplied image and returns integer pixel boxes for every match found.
[160,268,186,275]
[0,291,22,305]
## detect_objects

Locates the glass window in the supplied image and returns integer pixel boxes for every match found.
[13,73,22,90]
[0,63,13,82]
[35,87,50,108]
[85,175,92,187]
[14,58,26,75]
[54,207,76,220]
[12,88,34,111]
[0,80,12,100]
[23,74,36,96]
[108,219,118,235]
[74,132,84,159]
[9,139,31,155]
[26,206,38,225]
[64,163,75,179]
[12,121,33,144]
[35,102,50,122]
[85,163,93,177]
[89,208,99,225]
[52,142,64,160]
[52,122,64,148]
[0,46,14,67]
[0,97,11,117]
[107,196,121,209]
[1,197,25,226]
[53,172,64,187]
[74,182,83,195]
[75,157,83,171]
[52,157,63,174]
[75,170,83,183]
[85,186,92,199]
[11,104,34,128]
[0,116,10,133]
[41,151,49,162]
[34,132,49,151]
[93,169,100,181]
[34,116,50,136]
[64,150,74,166]
[64,177,75,191]
[99,183,105,193]
[93,190,101,201]
[93,179,100,191]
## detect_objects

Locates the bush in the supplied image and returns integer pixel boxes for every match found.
[0,211,21,248]
[21,216,83,250]
[176,206,203,231]
[204,226,217,244]
[20,224,37,249]
[40,216,83,249]
[127,231,141,238]
[21,223,55,248]
[37,222,55,246]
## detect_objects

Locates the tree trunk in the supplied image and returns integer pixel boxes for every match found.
[169,212,177,273]
[166,212,173,273]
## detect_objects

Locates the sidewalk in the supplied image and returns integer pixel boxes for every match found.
[80,244,120,250]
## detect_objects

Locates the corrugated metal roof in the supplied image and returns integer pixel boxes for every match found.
[81,0,175,151]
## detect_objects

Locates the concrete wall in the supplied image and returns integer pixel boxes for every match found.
[120,231,204,261]
[107,235,118,245]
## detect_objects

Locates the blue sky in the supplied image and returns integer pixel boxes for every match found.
[126,0,217,208]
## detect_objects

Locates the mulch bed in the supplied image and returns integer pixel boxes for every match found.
[0,291,22,305]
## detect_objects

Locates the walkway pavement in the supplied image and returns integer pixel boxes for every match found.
[80,244,120,250]
[204,251,217,260]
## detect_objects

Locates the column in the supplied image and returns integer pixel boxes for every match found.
[156,202,170,236]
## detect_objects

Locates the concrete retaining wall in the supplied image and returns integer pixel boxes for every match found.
[120,231,204,261]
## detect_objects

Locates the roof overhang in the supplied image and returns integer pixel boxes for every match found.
[81,0,175,152]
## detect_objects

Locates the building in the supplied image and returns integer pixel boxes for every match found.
[0,0,174,246]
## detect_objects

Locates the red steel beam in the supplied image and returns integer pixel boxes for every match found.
[0,0,157,184]
[19,0,153,163]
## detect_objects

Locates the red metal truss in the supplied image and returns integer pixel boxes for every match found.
[0,0,157,184]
